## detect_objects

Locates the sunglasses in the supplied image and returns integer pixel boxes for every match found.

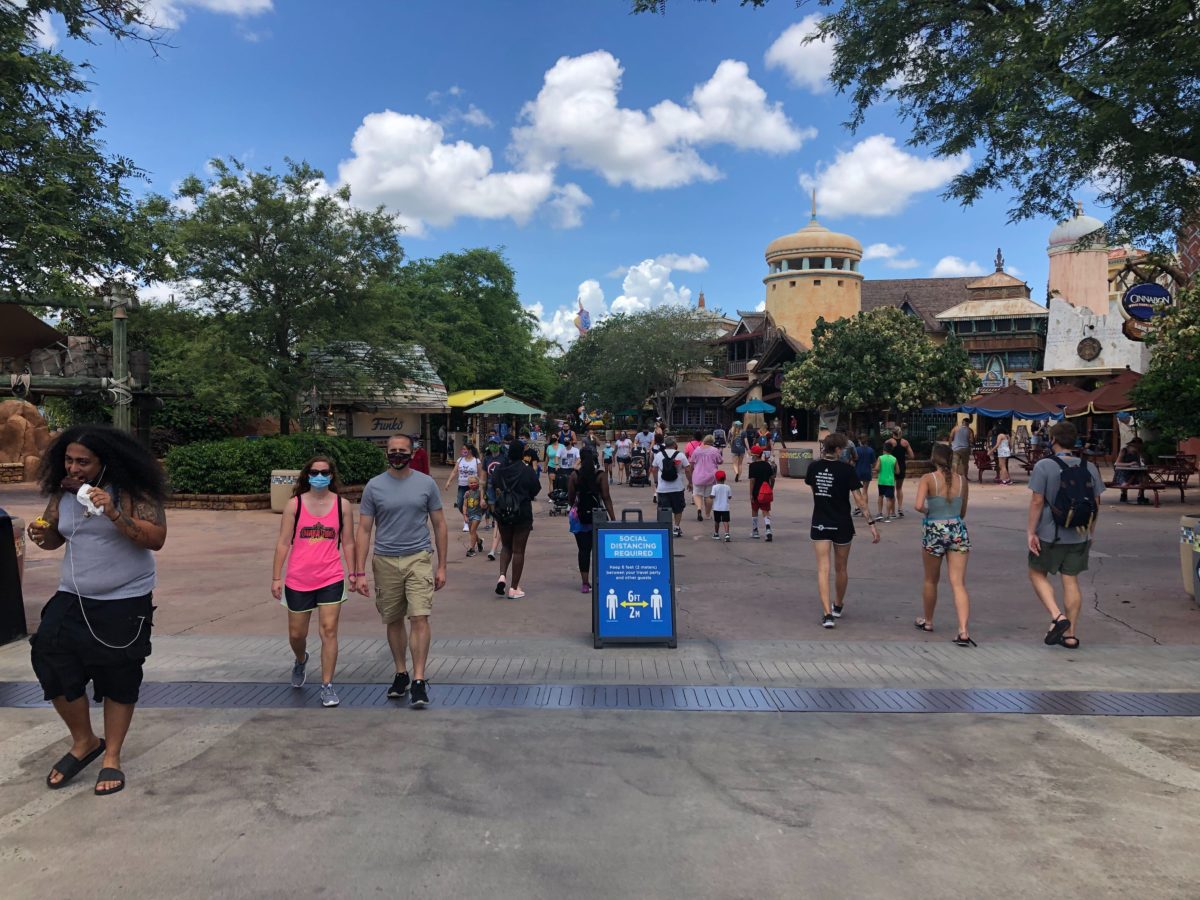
[308,468,332,476]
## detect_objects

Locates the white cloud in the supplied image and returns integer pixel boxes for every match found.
[800,135,969,217]
[427,85,465,104]
[438,103,494,130]
[335,111,561,236]
[754,300,766,312]
[547,183,592,229]
[32,11,58,48]
[610,259,692,315]
[654,253,709,272]
[764,15,834,93]
[513,51,814,190]
[931,256,986,277]
[142,0,272,29]
[1006,264,1023,277]
[862,242,919,269]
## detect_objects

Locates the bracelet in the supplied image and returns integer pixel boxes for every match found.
[272,577,282,581]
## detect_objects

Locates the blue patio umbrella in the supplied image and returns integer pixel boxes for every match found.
[736,398,776,414]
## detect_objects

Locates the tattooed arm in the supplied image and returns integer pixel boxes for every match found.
[106,494,168,551]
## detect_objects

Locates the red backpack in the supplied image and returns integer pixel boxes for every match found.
[757,480,774,504]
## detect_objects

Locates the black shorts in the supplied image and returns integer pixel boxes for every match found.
[811,524,854,545]
[657,491,686,514]
[713,510,730,524]
[30,591,154,705]
[283,579,346,613]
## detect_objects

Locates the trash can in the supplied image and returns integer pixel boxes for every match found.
[1182,514,1200,600]
[271,469,301,514]
[0,516,26,645]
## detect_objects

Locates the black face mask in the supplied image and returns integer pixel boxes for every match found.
[387,452,411,470]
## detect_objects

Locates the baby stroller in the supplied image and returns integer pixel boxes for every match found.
[627,450,650,488]
[548,468,571,516]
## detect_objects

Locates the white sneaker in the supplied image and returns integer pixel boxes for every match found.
[462,522,470,532]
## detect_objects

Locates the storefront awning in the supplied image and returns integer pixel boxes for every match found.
[447,389,504,408]
[465,395,545,417]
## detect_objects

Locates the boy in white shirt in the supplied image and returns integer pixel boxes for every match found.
[711,470,733,542]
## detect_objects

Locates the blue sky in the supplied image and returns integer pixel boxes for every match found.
[45,0,1090,345]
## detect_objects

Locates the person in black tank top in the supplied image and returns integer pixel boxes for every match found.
[887,427,913,516]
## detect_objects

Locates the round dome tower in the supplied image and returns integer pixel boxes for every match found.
[763,192,864,346]
[1047,202,1109,315]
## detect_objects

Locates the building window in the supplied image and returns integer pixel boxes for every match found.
[771,284,776,291]
[813,279,821,286]
[703,409,718,427]
[957,321,974,333]
[1015,317,1031,331]
[686,407,703,427]
[790,280,796,287]
[837,280,844,286]
[975,320,993,332]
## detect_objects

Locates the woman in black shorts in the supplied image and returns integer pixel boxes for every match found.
[885,427,914,517]
[493,441,542,599]
[27,425,168,796]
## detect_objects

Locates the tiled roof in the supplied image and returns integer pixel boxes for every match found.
[862,277,977,331]
[936,297,1049,320]
[673,375,745,399]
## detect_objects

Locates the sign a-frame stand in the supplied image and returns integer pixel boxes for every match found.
[592,509,677,649]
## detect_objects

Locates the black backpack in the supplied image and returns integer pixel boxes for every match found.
[659,450,680,482]
[1049,457,1098,537]
[492,469,523,525]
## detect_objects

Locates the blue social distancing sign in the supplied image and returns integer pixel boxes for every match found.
[592,512,677,648]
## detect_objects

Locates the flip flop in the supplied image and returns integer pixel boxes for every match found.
[94,767,125,796]
[953,634,978,647]
[914,619,933,632]
[46,738,106,790]
[1044,615,1071,645]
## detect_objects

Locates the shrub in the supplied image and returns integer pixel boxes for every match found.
[165,435,385,495]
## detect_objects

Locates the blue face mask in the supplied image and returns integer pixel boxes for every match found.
[308,473,332,490]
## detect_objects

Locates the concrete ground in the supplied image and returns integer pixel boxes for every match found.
[4,463,1198,644]
[1,707,1198,899]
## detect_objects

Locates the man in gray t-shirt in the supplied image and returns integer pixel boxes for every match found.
[355,434,447,708]
[1027,421,1103,650]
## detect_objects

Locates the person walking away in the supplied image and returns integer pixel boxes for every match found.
[463,475,485,556]
[992,428,1013,485]
[568,446,616,593]
[806,433,878,627]
[690,435,723,522]
[913,443,974,645]
[545,434,561,495]
[950,417,974,476]
[444,444,481,533]
[853,436,876,517]
[875,444,898,522]
[730,422,747,482]
[27,425,168,795]
[652,436,691,538]
[711,470,733,541]
[354,434,447,708]
[747,444,775,541]
[491,441,542,598]
[615,431,633,483]
[712,424,727,451]
[839,434,858,467]
[885,427,913,516]
[602,440,615,484]
[272,455,357,707]
[1027,421,1103,650]
[685,430,704,461]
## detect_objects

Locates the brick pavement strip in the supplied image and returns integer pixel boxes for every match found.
[2,635,1199,692]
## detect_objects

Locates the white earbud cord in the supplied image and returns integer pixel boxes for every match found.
[67,483,147,651]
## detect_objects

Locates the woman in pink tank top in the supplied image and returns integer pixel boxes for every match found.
[271,455,357,707]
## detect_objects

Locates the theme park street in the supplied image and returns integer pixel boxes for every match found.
[4,465,1198,647]
[0,706,1198,900]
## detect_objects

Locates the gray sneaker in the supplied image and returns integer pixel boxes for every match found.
[319,683,340,707]
[290,652,308,688]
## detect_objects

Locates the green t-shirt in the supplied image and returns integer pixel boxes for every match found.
[877,453,897,486]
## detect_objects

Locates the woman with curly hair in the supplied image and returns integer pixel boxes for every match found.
[26,425,168,796]
[271,455,357,708]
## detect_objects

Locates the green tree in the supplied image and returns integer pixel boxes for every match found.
[781,307,979,416]
[556,306,719,421]
[1,2,166,300]
[1131,286,1200,439]
[157,158,409,434]
[387,248,557,403]
[634,0,1200,261]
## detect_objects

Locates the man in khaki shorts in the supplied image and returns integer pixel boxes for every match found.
[354,434,447,707]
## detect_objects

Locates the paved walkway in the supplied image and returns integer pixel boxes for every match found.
[4,634,1199,693]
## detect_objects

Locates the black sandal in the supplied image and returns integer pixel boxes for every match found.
[914,618,933,632]
[494,577,506,596]
[94,767,125,796]
[1059,636,1080,649]
[953,634,977,647]
[46,738,105,790]
[1044,615,1070,645]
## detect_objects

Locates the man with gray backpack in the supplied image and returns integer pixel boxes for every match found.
[1026,421,1104,649]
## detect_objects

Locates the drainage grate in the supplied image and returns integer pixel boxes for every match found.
[2,681,1199,716]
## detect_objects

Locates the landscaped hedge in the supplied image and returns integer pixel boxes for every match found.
[165,435,386,495]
